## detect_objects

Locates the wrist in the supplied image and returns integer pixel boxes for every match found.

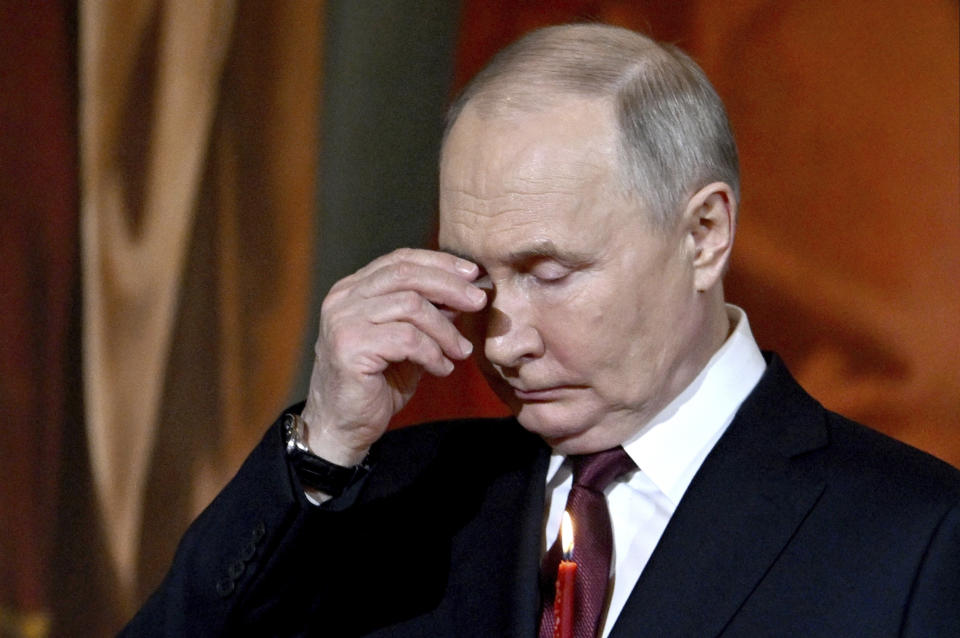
[299,404,372,467]
[283,414,370,497]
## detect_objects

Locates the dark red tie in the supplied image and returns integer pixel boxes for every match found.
[538,447,637,638]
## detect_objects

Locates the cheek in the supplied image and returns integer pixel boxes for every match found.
[538,297,615,371]
[553,281,666,382]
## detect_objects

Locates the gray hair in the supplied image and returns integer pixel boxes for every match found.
[443,23,739,227]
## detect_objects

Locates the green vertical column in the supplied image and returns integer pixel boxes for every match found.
[292,0,462,399]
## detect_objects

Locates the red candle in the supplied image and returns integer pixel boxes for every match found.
[553,511,576,638]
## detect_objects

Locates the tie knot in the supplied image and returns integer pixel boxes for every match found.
[570,446,636,492]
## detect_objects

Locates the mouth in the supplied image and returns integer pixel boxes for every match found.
[511,385,581,402]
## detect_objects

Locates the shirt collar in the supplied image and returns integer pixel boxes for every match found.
[545,305,766,506]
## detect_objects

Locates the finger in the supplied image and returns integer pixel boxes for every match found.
[357,291,474,359]
[358,261,487,312]
[348,247,479,284]
[357,322,456,377]
[438,307,460,322]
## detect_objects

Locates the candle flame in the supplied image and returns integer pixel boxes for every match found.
[561,510,574,559]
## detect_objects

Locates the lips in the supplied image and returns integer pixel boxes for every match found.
[511,385,579,401]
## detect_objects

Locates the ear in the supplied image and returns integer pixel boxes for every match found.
[682,182,736,292]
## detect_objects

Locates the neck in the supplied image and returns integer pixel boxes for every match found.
[635,290,731,436]
[684,288,732,382]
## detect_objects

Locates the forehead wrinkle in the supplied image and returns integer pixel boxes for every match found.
[442,141,612,203]
[442,175,589,202]
[497,151,611,200]
[441,187,588,224]
[440,180,618,265]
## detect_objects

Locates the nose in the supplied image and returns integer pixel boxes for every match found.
[483,287,544,369]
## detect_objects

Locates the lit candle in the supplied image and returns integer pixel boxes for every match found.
[553,510,576,638]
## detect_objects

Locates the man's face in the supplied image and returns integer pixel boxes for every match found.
[439,98,709,453]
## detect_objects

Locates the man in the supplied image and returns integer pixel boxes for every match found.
[123,24,959,637]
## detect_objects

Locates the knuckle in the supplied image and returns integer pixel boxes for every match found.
[327,274,353,296]
[320,294,337,316]
[396,291,425,315]
[391,247,417,261]
[395,323,421,349]
[428,340,445,362]
[321,286,349,313]
[389,261,417,283]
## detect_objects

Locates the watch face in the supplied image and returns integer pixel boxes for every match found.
[284,416,301,455]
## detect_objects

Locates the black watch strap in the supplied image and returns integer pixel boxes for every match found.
[283,414,369,497]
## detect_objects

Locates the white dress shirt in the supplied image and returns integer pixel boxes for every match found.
[541,305,766,638]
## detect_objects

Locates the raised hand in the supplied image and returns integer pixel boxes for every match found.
[300,248,487,466]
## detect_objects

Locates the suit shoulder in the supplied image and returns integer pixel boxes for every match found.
[752,354,959,506]
[821,409,960,507]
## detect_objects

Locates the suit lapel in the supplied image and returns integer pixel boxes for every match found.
[610,355,829,637]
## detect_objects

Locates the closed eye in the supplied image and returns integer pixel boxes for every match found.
[527,259,572,283]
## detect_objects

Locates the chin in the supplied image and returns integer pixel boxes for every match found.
[515,403,598,450]
[516,400,639,454]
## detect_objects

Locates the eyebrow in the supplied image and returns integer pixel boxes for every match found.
[439,240,593,268]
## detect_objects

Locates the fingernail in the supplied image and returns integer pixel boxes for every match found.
[443,358,455,374]
[455,258,477,275]
[468,285,486,304]
[459,336,474,357]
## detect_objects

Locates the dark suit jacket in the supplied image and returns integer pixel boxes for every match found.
[123,355,960,636]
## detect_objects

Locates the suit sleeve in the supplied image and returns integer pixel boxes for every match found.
[118,414,317,637]
[901,501,960,637]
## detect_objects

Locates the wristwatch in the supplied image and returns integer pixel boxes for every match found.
[283,413,368,497]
